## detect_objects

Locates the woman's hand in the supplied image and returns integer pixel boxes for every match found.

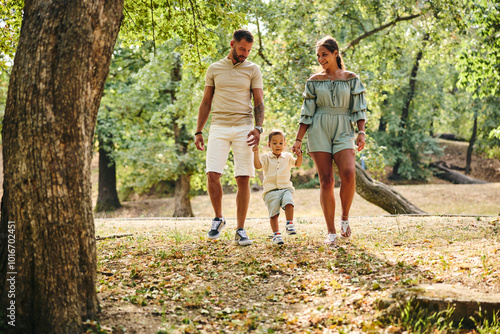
[292,140,302,156]
[356,133,365,152]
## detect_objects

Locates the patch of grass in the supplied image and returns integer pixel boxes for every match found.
[388,301,457,333]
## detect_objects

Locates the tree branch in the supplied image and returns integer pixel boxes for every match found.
[342,13,424,51]
[256,19,273,66]
[150,0,156,57]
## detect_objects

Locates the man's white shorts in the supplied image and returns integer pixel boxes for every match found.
[206,124,255,177]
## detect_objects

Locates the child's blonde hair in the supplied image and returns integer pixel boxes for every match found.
[268,129,285,142]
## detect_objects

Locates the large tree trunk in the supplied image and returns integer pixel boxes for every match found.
[170,54,194,217]
[333,162,426,214]
[173,173,194,217]
[0,1,123,333]
[392,33,429,179]
[355,163,427,214]
[465,114,478,175]
[96,135,122,212]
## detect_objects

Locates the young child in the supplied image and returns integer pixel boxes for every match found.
[253,129,303,245]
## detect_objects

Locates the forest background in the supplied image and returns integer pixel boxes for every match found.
[0,0,499,332]
[1,0,499,216]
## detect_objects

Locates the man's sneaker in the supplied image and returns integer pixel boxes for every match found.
[272,232,284,245]
[285,222,297,235]
[234,228,253,246]
[325,233,338,248]
[207,217,226,240]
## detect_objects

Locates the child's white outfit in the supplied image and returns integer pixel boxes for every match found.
[259,151,297,217]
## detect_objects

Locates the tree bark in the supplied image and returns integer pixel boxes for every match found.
[355,163,427,214]
[332,162,426,214]
[170,54,194,217]
[96,135,122,212]
[465,114,478,175]
[0,1,123,333]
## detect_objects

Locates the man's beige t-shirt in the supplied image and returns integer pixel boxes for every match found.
[260,152,297,196]
[205,58,263,126]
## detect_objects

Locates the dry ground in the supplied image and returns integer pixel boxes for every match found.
[96,183,500,219]
[93,216,500,333]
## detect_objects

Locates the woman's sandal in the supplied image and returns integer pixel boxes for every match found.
[325,233,339,248]
[340,220,351,238]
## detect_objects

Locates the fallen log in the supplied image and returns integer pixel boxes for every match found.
[334,162,427,215]
[429,162,487,184]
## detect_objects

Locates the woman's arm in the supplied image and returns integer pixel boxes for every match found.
[292,123,309,156]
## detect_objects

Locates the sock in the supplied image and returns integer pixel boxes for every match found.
[286,220,293,225]
[274,231,281,235]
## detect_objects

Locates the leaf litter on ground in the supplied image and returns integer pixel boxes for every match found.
[94,216,500,333]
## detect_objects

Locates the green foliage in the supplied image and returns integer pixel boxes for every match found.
[357,136,387,180]
[456,0,500,98]
[0,0,22,72]
[120,0,244,76]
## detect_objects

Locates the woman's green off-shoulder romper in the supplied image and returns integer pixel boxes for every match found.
[299,77,367,155]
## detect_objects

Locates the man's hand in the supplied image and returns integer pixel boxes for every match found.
[246,128,260,146]
[195,133,205,151]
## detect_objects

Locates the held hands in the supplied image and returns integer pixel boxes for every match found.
[356,133,366,152]
[195,133,205,151]
[246,128,261,146]
[292,140,303,157]
[252,145,259,153]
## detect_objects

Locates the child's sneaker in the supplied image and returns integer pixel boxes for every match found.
[285,222,297,235]
[235,228,253,246]
[207,217,226,240]
[325,233,338,248]
[272,232,284,245]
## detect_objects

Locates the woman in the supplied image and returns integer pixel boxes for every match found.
[292,36,367,246]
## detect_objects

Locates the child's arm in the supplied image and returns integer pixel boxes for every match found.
[252,145,263,169]
[293,147,303,167]
[295,152,303,167]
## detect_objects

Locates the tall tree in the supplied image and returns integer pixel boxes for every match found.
[0,0,123,332]
[95,128,122,212]
[391,33,430,180]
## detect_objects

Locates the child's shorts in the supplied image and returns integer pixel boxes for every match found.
[264,188,294,217]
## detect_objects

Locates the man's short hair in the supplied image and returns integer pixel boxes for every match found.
[233,29,254,43]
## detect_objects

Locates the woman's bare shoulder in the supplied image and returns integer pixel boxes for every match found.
[344,71,358,79]
[308,73,328,81]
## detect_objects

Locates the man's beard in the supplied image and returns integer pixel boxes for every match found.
[232,48,246,63]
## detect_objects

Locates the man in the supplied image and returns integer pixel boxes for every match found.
[195,29,264,246]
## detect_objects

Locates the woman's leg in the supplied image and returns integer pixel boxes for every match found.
[333,149,356,221]
[309,152,336,234]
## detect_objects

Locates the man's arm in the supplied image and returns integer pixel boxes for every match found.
[246,88,264,146]
[253,88,264,127]
[195,86,215,151]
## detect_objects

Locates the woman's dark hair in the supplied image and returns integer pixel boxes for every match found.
[233,29,254,43]
[268,129,285,142]
[316,36,344,69]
